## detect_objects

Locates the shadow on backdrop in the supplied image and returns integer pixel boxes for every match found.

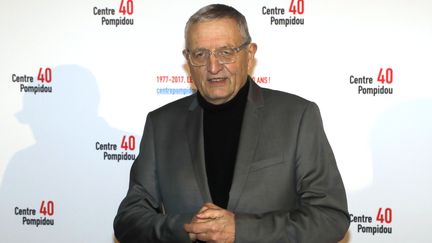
[348,99,432,242]
[0,65,135,243]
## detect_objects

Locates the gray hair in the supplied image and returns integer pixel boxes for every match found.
[184,4,252,47]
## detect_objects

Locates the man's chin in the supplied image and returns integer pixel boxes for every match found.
[205,93,235,105]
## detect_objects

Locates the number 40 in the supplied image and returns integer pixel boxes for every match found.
[37,68,52,83]
[39,200,54,216]
[377,68,393,84]
[289,0,304,15]
[121,135,136,151]
[119,0,133,15]
[376,207,392,224]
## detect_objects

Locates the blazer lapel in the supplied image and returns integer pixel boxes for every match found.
[186,97,212,203]
[227,80,264,211]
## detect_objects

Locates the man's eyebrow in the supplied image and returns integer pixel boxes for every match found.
[193,43,236,49]
[217,45,233,49]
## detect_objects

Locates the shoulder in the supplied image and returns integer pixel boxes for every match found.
[261,87,309,103]
[147,93,197,120]
[258,86,316,113]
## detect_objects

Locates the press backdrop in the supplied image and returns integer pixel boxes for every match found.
[1,0,431,242]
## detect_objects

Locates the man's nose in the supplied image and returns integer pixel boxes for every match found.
[207,53,223,74]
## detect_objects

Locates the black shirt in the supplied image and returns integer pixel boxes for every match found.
[197,80,249,209]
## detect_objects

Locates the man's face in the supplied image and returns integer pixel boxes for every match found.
[185,18,256,105]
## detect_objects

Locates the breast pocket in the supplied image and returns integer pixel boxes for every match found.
[249,157,286,172]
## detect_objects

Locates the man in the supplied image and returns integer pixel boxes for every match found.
[114,4,349,243]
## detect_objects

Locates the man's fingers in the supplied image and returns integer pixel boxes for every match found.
[196,231,223,242]
[185,223,206,234]
[203,202,221,209]
[184,220,224,234]
[186,203,235,243]
[188,232,197,241]
[197,208,224,219]
[198,205,209,213]
[184,222,213,234]
[191,216,214,223]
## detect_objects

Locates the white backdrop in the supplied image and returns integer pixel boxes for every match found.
[1,0,431,242]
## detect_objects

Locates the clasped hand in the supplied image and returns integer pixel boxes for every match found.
[184,203,235,243]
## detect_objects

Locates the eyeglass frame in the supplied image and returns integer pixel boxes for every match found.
[183,41,251,67]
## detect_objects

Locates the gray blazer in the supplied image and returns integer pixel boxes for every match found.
[114,79,349,243]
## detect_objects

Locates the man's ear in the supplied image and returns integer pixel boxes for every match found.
[247,43,258,73]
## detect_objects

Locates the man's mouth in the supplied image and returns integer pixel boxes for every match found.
[207,77,227,82]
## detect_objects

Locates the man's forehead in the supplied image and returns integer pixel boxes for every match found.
[186,18,242,48]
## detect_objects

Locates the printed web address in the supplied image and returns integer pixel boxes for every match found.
[156,88,194,95]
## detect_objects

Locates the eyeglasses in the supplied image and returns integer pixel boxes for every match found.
[184,41,250,67]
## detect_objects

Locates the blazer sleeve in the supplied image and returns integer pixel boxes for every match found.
[234,102,350,243]
[113,113,193,243]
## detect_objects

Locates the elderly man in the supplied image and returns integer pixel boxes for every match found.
[114,4,349,243]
